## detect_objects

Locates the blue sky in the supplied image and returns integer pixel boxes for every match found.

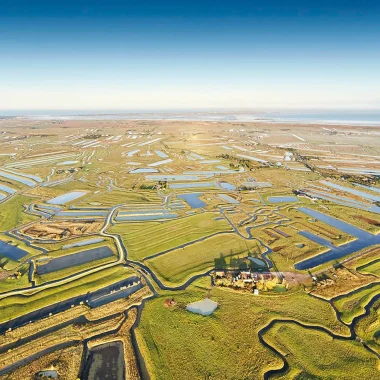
[0,0,379,110]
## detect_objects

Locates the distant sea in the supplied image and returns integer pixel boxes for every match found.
[1,109,380,126]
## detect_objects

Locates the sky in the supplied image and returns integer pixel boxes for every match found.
[0,0,379,111]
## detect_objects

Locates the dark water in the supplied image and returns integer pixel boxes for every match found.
[36,246,114,275]
[83,341,125,380]
[0,240,28,260]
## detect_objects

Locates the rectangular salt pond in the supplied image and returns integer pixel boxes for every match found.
[218,182,236,191]
[129,168,159,173]
[62,238,105,249]
[178,193,206,208]
[169,182,215,189]
[219,194,239,204]
[148,159,173,167]
[0,169,42,183]
[298,207,373,240]
[321,181,380,202]
[56,210,108,217]
[154,150,169,158]
[0,240,28,261]
[0,184,16,194]
[0,193,6,201]
[0,171,36,186]
[57,160,79,166]
[354,184,380,194]
[36,246,114,275]
[47,191,88,205]
[268,196,299,203]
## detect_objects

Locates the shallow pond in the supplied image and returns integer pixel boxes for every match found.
[0,240,28,260]
[298,207,373,240]
[57,160,79,166]
[83,341,125,380]
[129,168,158,173]
[47,191,88,205]
[0,171,36,186]
[154,150,169,158]
[178,193,206,208]
[219,194,239,204]
[0,184,16,194]
[187,298,218,316]
[321,181,380,202]
[218,182,236,191]
[36,246,114,275]
[295,207,380,270]
[62,238,105,249]
[268,196,299,203]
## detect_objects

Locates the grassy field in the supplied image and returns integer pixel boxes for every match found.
[0,263,31,293]
[0,265,135,323]
[358,259,380,277]
[146,233,263,285]
[0,343,84,380]
[266,323,379,379]
[0,195,38,232]
[136,277,349,380]
[109,212,232,261]
[333,283,380,324]
[355,298,380,355]
[78,189,161,207]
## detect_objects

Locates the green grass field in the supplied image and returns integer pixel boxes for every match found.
[266,323,379,379]
[146,233,263,285]
[136,277,349,380]
[0,265,134,323]
[0,263,31,293]
[354,298,380,355]
[358,259,380,277]
[0,195,39,232]
[333,283,380,324]
[109,212,232,261]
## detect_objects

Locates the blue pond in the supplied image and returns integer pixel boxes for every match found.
[321,181,380,202]
[219,182,236,191]
[268,196,299,203]
[294,207,380,270]
[154,150,169,158]
[298,207,373,240]
[219,194,239,204]
[178,193,206,208]
[0,240,28,261]
[129,168,159,174]
[0,171,36,186]
[0,184,16,194]
[63,238,105,249]
[47,191,88,205]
